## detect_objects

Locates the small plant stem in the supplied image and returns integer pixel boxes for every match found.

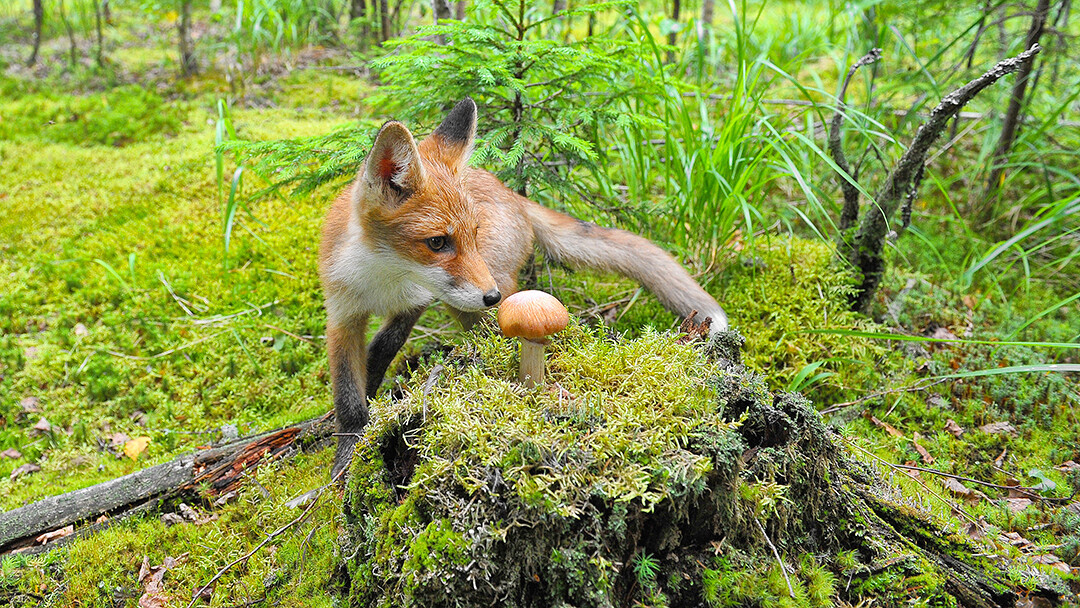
[980,0,1050,223]
[519,339,545,387]
[755,518,794,599]
[185,476,335,608]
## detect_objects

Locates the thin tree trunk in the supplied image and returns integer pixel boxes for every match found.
[178,0,197,75]
[433,0,452,22]
[432,0,452,43]
[379,0,390,43]
[103,0,111,22]
[699,0,714,46]
[60,0,77,68]
[350,0,370,49]
[979,0,1050,223]
[553,0,566,13]
[666,0,681,64]
[94,0,104,68]
[27,0,44,67]
[952,0,995,140]
[1049,0,1070,86]
[454,0,465,19]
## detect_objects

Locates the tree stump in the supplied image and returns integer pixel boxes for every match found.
[333,323,1048,607]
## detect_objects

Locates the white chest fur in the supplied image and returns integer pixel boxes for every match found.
[324,225,433,321]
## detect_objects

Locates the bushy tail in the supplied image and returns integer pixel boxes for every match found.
[526,203,729,332]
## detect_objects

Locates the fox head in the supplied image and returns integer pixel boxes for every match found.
[352,98,501,312]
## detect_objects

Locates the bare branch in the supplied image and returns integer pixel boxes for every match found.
[831,48,882,231]
[844,44,1042,313]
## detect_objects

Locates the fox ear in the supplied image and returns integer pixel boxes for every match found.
[425,98,477,171]
[362,121,425,203]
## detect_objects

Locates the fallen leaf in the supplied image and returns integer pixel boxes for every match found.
[1027,468,1057,492]
[73,323,88,337]
[902,460,922,481]
[213,491,237,507]
[864,412,904,437]
[35,525,74,544]
[161,513,185,526]
[20,397,41,413]
[1055,460,1080,472]
[31,418,52,435]
[944,419,964,438]
[963,517,987,540]
[1005,498,1033,514]
[1002,531,1035,552]
[912,433,934,465]
[942,477,988,505]
[109,432,131,448]
[1016,596,1055,608]
[124,436,151,461]
[931,326,958,341]
[10,463,40,481]
[138,553,188,608]
[137,556,151,584]
[926,394,947,409]
[961,294,977,310]
[1,448,22,459]
[994,448,1008,469]
[175,503,215,525]
[1031,553,1071,575]
[979,421,1017,435]
[190,582,214,603]
[1005,478,1028,498]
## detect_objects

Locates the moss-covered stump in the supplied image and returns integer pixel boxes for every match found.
[335,323,1024,607]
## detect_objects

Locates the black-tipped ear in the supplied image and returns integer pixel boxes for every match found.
[433,98,477,145]
[361,121,425,204]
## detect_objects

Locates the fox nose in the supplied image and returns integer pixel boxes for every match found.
[482,289,502,307]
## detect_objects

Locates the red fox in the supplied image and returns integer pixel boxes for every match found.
[320,98,728,478]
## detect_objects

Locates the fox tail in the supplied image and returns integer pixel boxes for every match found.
[526,204,729,332]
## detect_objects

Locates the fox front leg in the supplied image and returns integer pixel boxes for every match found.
[365,307,425,398]
[328,314,370,480]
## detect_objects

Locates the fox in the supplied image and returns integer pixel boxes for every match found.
[319,98,729,478]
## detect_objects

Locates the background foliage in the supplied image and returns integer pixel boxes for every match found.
[0,0,1077,605]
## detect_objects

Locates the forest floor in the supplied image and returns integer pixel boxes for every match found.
[0,10,1078,608]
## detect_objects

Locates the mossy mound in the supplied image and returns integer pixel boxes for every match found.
[335,322,1023,607]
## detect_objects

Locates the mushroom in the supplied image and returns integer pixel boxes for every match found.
[497,290,569,387]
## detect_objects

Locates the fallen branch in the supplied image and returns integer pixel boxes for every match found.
[892,463,1073,502]
[185,471,341,608]
[0,413,334,555]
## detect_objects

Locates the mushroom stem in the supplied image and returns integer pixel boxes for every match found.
[519,339,545,387]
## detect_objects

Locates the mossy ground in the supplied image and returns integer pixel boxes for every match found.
[0,4,1078,606]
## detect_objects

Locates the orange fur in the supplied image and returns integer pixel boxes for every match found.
[319,99,728,478]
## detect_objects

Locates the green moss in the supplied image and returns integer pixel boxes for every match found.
[336,324,888,606]
[0,82,184,146]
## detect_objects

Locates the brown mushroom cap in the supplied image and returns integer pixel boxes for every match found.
[497,290,569,341]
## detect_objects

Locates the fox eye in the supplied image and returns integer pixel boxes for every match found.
[426,236,449,252]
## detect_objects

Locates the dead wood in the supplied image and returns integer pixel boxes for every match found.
[831,48,882,231]
[0,413,333,555]
[839,44,1042,313]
